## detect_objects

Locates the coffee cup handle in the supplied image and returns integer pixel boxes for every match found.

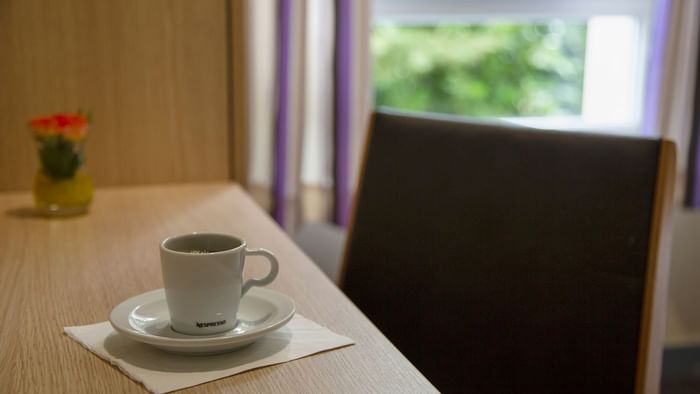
[242,248,279,296]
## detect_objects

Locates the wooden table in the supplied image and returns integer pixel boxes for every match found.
[0,183,436,393]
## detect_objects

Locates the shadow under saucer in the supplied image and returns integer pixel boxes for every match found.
[103,327,292,373]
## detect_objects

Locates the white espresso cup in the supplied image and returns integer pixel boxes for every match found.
[160,233,279,335]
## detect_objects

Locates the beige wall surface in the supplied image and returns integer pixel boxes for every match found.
[0,0,231,191]
[666,208,700,346]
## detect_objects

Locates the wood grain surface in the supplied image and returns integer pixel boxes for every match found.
[0,183,435,393]
[229,0,250,188]
[0,0,230,191]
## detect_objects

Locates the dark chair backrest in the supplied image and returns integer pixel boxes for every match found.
[340,111,675,394]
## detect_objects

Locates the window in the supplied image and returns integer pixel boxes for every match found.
[372,0,655,134]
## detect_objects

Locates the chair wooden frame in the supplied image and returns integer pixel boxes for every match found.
[636,140,675,394]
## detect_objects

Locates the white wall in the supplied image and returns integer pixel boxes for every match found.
[666,206,700,346]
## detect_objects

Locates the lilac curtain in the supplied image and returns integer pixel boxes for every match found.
[685,33,700,206]
[273,0,293,225]
[333,0,353,226]
[637,0,700,206]
[269,0,370,229]
[641,0,672,137]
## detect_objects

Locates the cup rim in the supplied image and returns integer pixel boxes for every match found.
[160,232,246,256]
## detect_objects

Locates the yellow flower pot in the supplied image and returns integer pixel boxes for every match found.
[29,112,93,216]
[33,171,93,216]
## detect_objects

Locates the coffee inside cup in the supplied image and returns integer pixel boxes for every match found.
[162,233,243,254]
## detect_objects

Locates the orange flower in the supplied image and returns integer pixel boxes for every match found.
[29,113,89,141]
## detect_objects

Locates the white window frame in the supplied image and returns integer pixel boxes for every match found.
[372,0,656,135]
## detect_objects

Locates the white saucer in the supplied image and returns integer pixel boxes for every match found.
[109,287,295,355]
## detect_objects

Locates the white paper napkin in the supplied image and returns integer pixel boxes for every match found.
[64,314,354,394]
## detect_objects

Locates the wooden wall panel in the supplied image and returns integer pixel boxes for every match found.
[0,0,231,191]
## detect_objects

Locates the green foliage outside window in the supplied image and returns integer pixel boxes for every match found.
[372,21,588,117]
